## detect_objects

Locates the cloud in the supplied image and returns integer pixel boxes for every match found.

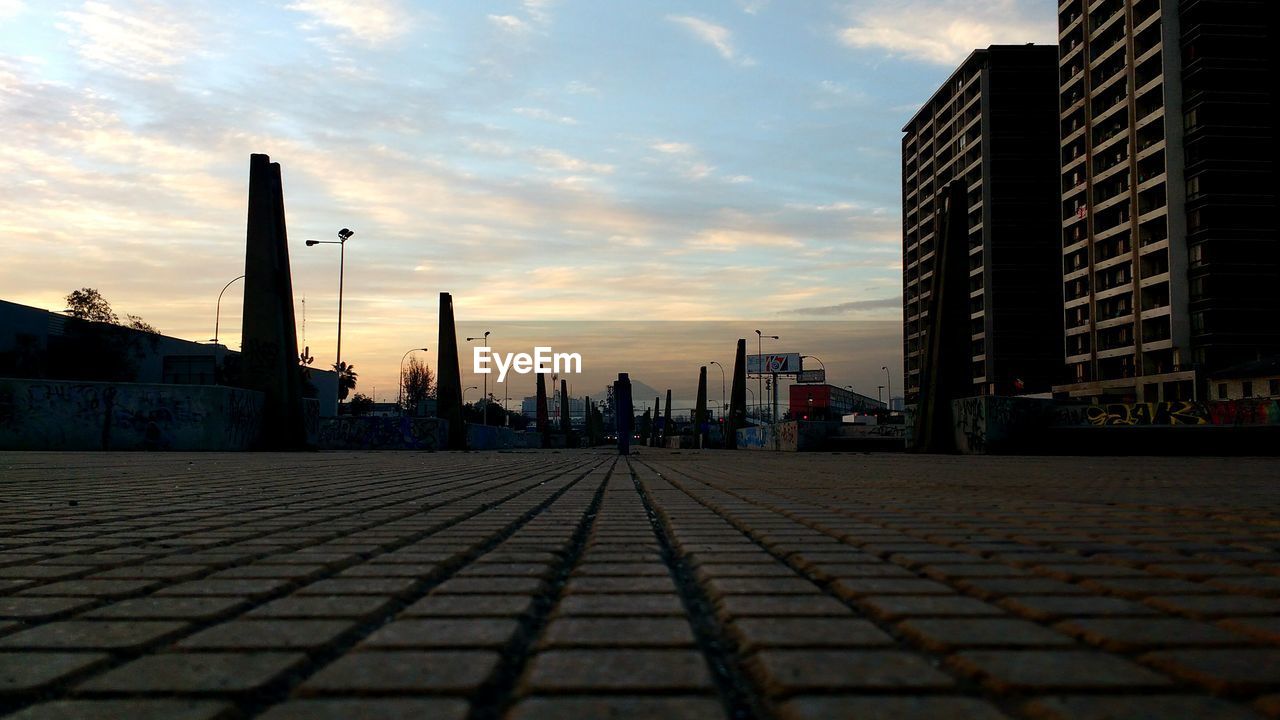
[837,0,1052,65]
[565,80,598,95]
[488,14,530,34]
[59,1,198,80]
[530,147,613,175]
[667,15,753,66]
[0,0,25,21]
[287,0,411,44]
[785,296,903,316]
[513,106,578,125]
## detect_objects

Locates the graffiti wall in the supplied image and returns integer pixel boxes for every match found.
[317,416,447,451]
[951,396,1064,455]
[465,423,516,451]
[1079,400,1280,427]
[0,378,264,451]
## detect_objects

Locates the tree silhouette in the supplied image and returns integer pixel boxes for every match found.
[400,355,435,413]
[333,361,358,400]
[65,288,118,324]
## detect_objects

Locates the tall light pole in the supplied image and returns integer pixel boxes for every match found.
[709,361,726,417]
[883,365,892,412]
[464,386,478,404]
[306,228,353,407]
[212,275,245,348]
[466,331,491,424]
[878,385,885,406]
[755,330,778,423]
[398,347,428,415]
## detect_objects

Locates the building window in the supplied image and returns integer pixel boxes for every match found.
[1243,381,1253,398]
[1269,379,1279,396]
[1217,383,1227,399]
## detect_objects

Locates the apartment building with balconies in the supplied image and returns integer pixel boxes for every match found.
[902,45,1062,405]
[1055,0,1277,402]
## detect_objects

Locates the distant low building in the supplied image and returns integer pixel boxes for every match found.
[789,384,884,421]
[0,298,336,415]
[1209,356,1280,402]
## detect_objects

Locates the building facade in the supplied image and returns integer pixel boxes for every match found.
[1055,0,1277,402]
[902,45,1063,406]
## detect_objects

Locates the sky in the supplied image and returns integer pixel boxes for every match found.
[0,0,1054,403]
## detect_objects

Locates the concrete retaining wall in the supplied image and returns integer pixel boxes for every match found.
[317,416,447,451]
[466,424,517,450]
[0,378,264,451]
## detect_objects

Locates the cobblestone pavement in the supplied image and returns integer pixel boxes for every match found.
[3,451,1280,719]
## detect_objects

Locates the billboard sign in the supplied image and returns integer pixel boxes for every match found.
[796,369,826,384]
[748,353,802,374]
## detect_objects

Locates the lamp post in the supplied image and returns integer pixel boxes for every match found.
[306,228,353,407]
[212,275,245,348]
[746,387,755,419]
[398,347,429,415]
[801,354,826,372]
[709,361,726,416]
[755,330,779,423]
[464,386,478,405]
[878,385,885,406]
[882,365,892,412]
[466,331,491,424]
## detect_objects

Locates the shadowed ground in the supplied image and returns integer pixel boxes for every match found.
[2,450,1279,719]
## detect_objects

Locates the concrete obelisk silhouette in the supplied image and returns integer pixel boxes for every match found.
[728,339,747,449]
[436,292,465,450]
[240,153,305,450]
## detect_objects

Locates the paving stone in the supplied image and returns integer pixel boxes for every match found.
[0,597,96,620]
[508,696,724,720]
[401,594,533,617]
[715,594,852,617]
[83,597,247,620]
[246,595,394,619]
[1000,595,1158,621]
[1023,694,1261,720]
[542,617,695,647]
[19,580,157,598]
[155,578,294,598]
[1055,617,1253,651]
[0,652,109,693]
[361,618,519,649]
[257,698,470,720]
[556,593,685,616]
[949,650,1174,692]
[524,650,713,692]
[6,699,237,720]
[832,578,956,598]
[1219,617,1280,644]
[859,595,1004,620]
[780,696,1010,720]
[76,652,307,694]
[176,619,355,651]
[897,618,1075,651]
[301,650,499,693]
[729,617,893,649]
[1140,648,1280,695]
[0,620,188,650]
[432,577,543,594]
[748,650,954,694]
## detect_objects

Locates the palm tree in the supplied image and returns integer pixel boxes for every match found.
[333,361,358,401]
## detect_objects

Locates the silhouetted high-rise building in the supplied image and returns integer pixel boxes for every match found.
[1056,0,1278,402]
[902,45,1063,405]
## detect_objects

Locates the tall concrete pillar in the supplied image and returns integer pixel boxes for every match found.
[729,338,747,449]
[614,373,632,455]
[584,395,593,444]
[536,373,549,447]
[695,367,708,449]
[662,388,672,447]
[436,292,465,450]
[240,153,305,450]
[912,181,971,452]
[560,379,571,437]
[650,396,661,447]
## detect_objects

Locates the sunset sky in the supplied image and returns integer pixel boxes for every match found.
[0,0,1054,402]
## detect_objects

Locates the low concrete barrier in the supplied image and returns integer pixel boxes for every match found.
[317,416,446,451]
[465,423,517,450]
[0,378,264,451]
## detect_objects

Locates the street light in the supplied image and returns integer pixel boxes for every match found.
[398,347,429,415]
[708,361,726,416]
[882,365,892,412]
[464,386,478,404]
[212,275,245,347]
[801,354,826,372]
[466,331,491,425]
[878,385,885,405]
[306,228,353,407]
[755,330,779,422]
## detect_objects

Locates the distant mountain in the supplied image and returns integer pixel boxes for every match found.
[594,378,661,407]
